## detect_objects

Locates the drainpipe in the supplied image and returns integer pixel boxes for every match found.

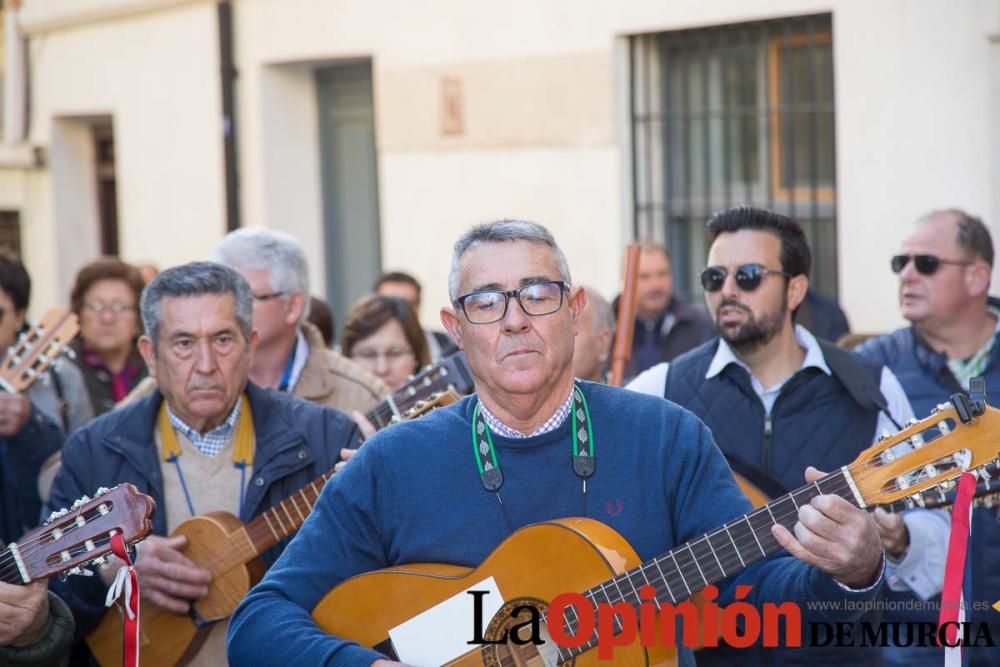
[4,1,27,145]
[218,0,240,231]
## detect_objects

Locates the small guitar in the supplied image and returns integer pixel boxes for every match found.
[0,309,79,394]
[365,351,473,430]
[311,392,1000,666]
[0,484,155,585]
[87,388,462,666]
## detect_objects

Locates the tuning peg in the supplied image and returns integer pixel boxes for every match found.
[910,433,926,448]
[896,476,910,490]
[71,495,92,510]
[908,492,925,508]
[878,430,892,442]
[95,487,110,497]
[906,418,919,426]
[66,566,88,576]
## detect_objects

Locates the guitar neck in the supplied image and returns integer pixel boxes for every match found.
[560,469,858,658]
[242,470,334,555]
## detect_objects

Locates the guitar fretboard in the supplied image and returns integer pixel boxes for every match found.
[244,470,334,554]
[558,469,858,660]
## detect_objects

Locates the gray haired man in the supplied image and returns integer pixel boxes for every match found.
[47,262,360,666]
[573,285,614,382]
[212,228,388,415]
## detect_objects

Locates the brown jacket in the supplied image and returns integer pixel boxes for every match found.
[294,322,388,414]
[120,323,388,414]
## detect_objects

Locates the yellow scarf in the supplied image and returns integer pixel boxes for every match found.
[158,393,254,467]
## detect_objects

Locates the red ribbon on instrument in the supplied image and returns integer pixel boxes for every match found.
[938,471,976,656]
[107,532,140,667]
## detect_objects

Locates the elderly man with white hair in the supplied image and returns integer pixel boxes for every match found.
[212,229,388,415]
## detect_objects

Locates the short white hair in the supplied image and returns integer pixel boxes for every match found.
[212,228,310,322]
[582,286,614,333]
[448,219,572,301]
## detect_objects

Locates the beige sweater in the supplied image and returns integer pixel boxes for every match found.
[155,426,251,666]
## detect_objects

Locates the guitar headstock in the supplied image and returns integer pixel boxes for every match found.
[391,351,473,416]
[849,396,1000,508]
[13,484,155,583]
[398,390,461,421]
[0,309,79,393]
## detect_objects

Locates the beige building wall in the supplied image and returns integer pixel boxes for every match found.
[4,0,998,331]
[236,0,1000,331]
[11,0,224,313]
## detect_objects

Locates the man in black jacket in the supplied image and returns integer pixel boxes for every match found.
[0,582,74,665]
[47,262,360,665]
[613,242,714,380]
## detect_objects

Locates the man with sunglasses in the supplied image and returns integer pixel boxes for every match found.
[628,206,920,666]
[855,209,999,667]
[229,219,885,667]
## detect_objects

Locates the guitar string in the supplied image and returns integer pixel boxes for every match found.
[559,459,959,651]
[538,474,858,652]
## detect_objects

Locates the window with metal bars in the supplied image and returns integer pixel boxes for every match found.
[629,14,837,301]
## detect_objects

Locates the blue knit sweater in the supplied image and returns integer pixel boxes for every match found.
[227,382,879,666]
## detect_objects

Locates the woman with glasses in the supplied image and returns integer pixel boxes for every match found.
[69,258,147,415]
[341,295,429,392]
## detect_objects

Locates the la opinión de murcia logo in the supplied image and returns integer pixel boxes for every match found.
[465,587,998,660]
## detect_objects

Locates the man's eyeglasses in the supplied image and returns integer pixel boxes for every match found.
[455,280,569,325]
[84,300,136,316]
[252,291,287,303]
[700,264,790,293]
[890,254,972,276]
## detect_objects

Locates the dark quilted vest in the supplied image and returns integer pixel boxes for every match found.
[665,338,884,667]
[665,339,882,491]
[857,323,1000,667]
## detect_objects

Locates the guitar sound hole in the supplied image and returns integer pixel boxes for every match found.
[481,598,568,667]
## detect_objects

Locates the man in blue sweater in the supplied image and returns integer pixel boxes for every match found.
[228,220,885,666]
[856,209,1000,667]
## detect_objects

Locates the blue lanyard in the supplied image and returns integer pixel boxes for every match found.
[278,343,297,393]
[167,455,247,518]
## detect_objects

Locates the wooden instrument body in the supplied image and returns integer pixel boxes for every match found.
[88,511,262,667]
[312,518,677,666]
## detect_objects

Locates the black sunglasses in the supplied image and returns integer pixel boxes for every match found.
[890,254,972,276]
[700,264,790,293]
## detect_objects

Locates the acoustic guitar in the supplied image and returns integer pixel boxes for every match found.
[87,390,460,667]
[310,393,1000,666]
[1,484,154,585]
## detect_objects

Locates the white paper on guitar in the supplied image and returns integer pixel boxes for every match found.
[388,576,505,666]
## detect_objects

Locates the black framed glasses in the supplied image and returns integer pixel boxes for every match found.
[455,280,569,325]
[890,254,972,276]
[700,264,790,293]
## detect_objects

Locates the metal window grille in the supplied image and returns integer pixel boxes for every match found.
[629,14,837,300]
[0,211,20,257]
